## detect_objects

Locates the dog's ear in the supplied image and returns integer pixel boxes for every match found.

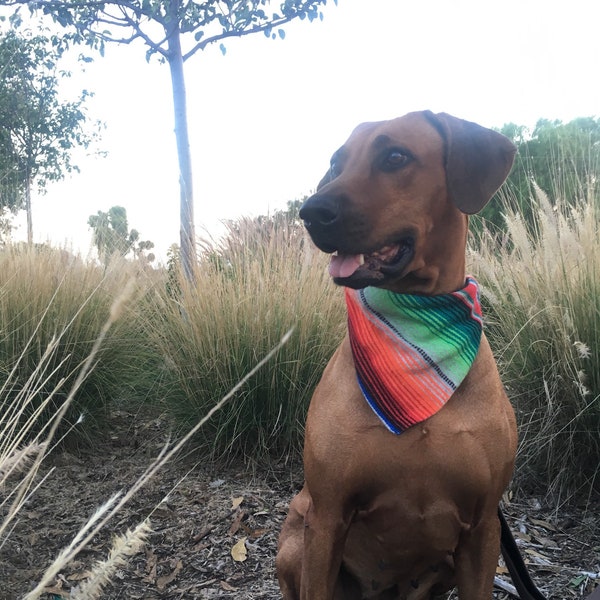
[425,111,517,214]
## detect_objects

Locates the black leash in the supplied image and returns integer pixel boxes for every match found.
[498,506,547,600]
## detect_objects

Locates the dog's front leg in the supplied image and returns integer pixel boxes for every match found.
[454,512,502,599]
[300,499,352,600]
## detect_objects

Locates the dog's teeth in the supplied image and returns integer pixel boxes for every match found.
[358,254,365,265]
[333,251,339,257]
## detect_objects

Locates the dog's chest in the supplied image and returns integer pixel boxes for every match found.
[342,494,460,598]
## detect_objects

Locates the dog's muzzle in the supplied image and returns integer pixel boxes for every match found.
[300,194,415,288]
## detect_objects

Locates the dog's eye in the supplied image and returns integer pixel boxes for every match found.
[329,158,342,179]
[381,149,412,172]
[328,148,346,180]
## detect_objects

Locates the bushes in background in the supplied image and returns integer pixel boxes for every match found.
[141,217,345,461]
[0,244,151,445]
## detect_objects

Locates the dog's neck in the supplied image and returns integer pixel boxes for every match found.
[390,263,467,296]
[385,212,469,296]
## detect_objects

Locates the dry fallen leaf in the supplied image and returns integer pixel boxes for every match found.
[246,526,270,539]
[221,580,238,591]
[193,525,212,542]
[156,559,183,591]
[145,548,158,582]
[42,587,68,599]
[231,537,248,562]
[530,517,557,532]
[228,509,246,536]
[524,548,552,564]
[67,570,93,581]
[534,534,560,549]
[231,496,244,510]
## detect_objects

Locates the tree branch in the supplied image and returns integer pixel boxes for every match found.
[115,6,171,58]
[27,0,171,58]
[183,11,295,61]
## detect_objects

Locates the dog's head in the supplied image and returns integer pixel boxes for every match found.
[300,110,516,294]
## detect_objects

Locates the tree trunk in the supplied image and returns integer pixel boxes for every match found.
[167,28,196,280]
[25,176,32,245]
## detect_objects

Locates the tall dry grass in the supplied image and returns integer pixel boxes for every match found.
[0,244,156,445]
[471,188,600,502]
[142,217,345,462]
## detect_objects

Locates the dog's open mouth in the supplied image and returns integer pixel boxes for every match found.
[328,238,414,287]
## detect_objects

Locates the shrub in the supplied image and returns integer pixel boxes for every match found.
[470,188,600,501]
[0,244,148,444]
[143,217,345,462]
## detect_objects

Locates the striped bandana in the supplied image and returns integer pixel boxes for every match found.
[345,277,483,434]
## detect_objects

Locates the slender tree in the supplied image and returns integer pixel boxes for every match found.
[0,26,101,243]
[0,26,25,215]
[1,0,334,277]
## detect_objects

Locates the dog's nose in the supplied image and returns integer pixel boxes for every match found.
[299,195,339,229]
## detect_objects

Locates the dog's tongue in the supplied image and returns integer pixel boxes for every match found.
[329,253,364,279]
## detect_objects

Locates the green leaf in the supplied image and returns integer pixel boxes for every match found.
[219,43,227,56]
[277,29,285,40]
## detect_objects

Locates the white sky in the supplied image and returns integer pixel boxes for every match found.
[6,0,600,261]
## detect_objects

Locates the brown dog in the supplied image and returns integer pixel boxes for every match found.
[276,111,518,599]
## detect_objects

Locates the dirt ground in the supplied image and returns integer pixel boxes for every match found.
[1,409,598,600]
